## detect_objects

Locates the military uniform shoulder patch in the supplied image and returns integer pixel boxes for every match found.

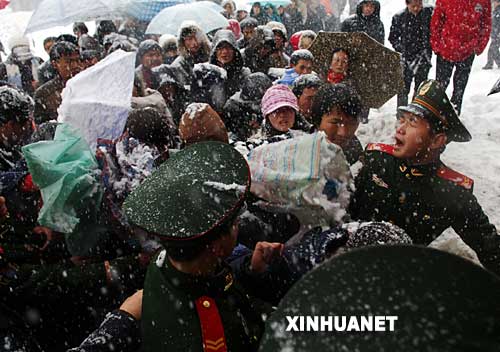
[366,143,395,155]
[195,296,228,352]
[437,166,474,190]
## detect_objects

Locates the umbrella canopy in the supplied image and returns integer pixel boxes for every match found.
[259,245,500,351]
[246,0,291,7]
[309,31,404,109]
[146,1,228,35]
[488,76,500,95]
[25,0,123,34]
[122,0,194,22]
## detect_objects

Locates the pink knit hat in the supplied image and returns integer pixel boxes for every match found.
[261,84,299,117]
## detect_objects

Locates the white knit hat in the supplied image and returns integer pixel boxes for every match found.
[8,35,30,51]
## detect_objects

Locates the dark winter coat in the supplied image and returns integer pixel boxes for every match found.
[67,310,141,352]
[142,255,266,352]
[430,0,491,62]
[304,4,328,33]
[342,136,363,165]
[389,6,433,61]
[33,74,64,125]
[241,27,275,74]
[223,72,272,141]
[340,0,385,44]
[281,8,304,37]
[209,30,251,99]
[37,60,57,86]
[168,23,211,88]
[349,144,500,276]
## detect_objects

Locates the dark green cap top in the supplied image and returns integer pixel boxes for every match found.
[123,142,250,242]
[398,79,472,143]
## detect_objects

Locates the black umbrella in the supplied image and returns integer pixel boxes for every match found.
[309,32,404,109]
[488,76,500,95]
[259,245,500,352]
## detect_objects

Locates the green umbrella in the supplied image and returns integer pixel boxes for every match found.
[309,32,404,109]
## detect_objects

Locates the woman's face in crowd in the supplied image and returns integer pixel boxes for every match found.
[216,43,235,65]
[319,106,359,148]
[142,50,163,69]
[268,106,296,132]
[253,4,261,15]
[274,33,285,49]
[330,50,349,75]
[184,34,201,54]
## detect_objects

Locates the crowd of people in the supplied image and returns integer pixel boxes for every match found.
[0,0,499,350]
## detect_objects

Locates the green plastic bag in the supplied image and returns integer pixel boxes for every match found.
[22,123,105,254]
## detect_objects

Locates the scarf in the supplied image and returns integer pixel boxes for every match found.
[327,70,346,84]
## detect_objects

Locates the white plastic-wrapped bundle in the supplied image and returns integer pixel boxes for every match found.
[247,131,353,228]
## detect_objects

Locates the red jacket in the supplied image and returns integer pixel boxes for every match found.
[430,0,491,62]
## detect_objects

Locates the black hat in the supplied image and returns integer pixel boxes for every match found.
[123,142,250,244]
[0,85,34,124]
[398,79,472,142]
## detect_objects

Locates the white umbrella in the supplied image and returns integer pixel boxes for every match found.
[25,0,124,34]
[146,1,228,35]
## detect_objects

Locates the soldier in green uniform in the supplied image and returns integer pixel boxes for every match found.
[123,141,273,352]
[349,79,500,276]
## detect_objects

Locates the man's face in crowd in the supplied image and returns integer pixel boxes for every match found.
[361,1,376,16]
[330,50,349,75]
[319,106,359,148]
[252,4,261,15]
[393,112,445,163]
[293,59,313,75]
[268,106,295,132]
[142,49,163,69]
[297,86,318,119]
[242,27,256,41]
[216,42,235,65]
[407,0,423,15]
[184,34,201,55]
[53,52,82,81]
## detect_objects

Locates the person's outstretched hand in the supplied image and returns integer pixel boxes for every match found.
[250,242,284,273]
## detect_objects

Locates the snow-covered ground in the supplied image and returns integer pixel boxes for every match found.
[0,2,498,233]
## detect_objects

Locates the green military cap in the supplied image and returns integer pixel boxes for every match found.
[123,141,250,243]
[398,79,472,142]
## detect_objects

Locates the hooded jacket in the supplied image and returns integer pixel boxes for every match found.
[340,0,385,44]
[241,26,275,74]
[209,30,251,99]
[223,72,272,141]
[169,21,212,88]
[430,0,491,62]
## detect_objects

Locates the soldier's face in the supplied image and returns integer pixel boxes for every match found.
[319,106,359,148]
[394,112,444,163]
